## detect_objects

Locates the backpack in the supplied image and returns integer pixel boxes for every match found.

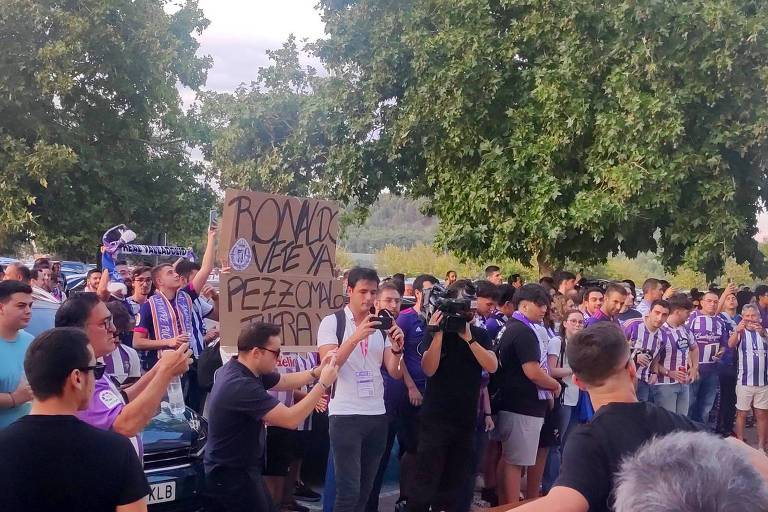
[197,339,223,392]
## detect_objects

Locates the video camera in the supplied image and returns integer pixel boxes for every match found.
[419,282,477,334]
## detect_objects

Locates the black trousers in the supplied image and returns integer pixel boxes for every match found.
[405,418,474,512]
[717,373,737,435]
[203,467,277,512]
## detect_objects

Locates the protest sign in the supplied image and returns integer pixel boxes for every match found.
[218,189,343,351]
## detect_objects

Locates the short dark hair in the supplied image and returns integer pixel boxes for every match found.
[106,301,133,334]
[582,286,604,304]
[555,271,576,289]
[33,257,51,270]
[413,274,438,293]
[475,280,501,302]
[175,260,201,279]
[667,293,693,313]
[447,279,472,298]
[86,268,101,279]
[132,265,152,279]
[650,299,670,312]
[377,282,402,298]
[642,278,662,295]
[347,267,380,289]
[392,273,405,282]
[238,322,281,352]
[0,280,33,303]
[485,266,500,277]
[754,284,768,298]
[115,260,128,266]
[604,282,628,297]
[567,322,630,386]
[508,274,521,285]
[445,270,456,278]
[512,283,551,308]
[151,263,173,282]
[24,327,91,400]
[497,284,516,305]
[55,292,101,328]
[622,279,637,298]
[30,268,42,281]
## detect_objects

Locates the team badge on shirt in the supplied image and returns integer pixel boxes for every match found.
[99,390,121,409]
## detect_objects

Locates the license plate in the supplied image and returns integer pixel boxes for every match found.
[148,481,176,504]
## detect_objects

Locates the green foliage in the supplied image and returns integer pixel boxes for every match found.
[374,243,537,281]
[0,0,215,260]
[288,0,768,280]
[340,194,437,252]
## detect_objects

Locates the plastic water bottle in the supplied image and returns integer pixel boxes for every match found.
[167,377,185,417]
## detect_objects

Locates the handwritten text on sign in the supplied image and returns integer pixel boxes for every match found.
[220,189,338,277]
[220,274,345,349]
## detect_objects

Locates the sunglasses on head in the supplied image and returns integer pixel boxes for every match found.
[79,362,106,379]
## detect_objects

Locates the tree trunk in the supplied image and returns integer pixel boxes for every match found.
[537,251,554,278]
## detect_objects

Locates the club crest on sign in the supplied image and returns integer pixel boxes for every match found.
[229,238,252,271]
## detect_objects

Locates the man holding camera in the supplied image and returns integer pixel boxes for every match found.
[317,267,405,512]
[405,279,498,512]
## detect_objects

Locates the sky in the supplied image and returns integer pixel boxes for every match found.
[187,0,768,239]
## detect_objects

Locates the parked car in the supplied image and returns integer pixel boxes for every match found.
[65,273,87,294]
[25,300,207,511]
[60,261,90,276]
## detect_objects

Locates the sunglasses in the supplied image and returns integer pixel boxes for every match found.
[80,362,106,379]
[259,346,281,358]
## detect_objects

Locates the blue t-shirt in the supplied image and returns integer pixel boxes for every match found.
[0,330,34,430]
[382,308,428,415]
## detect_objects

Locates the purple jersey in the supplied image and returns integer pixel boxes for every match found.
[735,329,768,387]
[623,318,664,383]
[686,311,728,373]
[382,308,427,415]
[102,344,141,385]
[584,309,617,328]
[76,375,142,458]
[657,324,694,385]
[484,310,508,341]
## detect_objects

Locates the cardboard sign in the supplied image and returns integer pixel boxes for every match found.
[218,189,342,350]
[218,189,338,278]
[219,273,344,350]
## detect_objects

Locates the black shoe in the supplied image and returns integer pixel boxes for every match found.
[481,487,499,507]
[293,482,321,502]
[281,500,310,512]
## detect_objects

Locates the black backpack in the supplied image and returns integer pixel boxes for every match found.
[197,339,223,392]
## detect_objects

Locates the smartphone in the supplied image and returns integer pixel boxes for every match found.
[208,210,217,230]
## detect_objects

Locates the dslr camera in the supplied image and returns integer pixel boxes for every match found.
[419,282,477,334]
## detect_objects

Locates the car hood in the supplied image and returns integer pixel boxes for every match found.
[141,407,206,453]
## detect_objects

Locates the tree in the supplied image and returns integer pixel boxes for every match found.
[190,35,323,197]
[282,0,768,279]
[0,0,215,260]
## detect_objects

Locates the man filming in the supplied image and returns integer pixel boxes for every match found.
[405,279,498,512]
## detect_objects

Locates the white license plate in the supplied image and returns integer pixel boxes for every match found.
[148,481,176,504]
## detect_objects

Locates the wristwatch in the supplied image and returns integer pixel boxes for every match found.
[467,338,477,345]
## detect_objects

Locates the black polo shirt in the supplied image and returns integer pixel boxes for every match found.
[204,358,280,473]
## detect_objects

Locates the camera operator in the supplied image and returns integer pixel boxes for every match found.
[405,280,498,512]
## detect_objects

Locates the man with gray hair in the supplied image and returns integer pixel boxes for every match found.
[614,431,768,512]
[728,303,768,450]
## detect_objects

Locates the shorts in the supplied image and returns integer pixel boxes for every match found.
[263,427,297,476]
[493,411,544,466]
[736,385,768,411]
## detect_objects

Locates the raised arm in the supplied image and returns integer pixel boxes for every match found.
[192,222,218,294]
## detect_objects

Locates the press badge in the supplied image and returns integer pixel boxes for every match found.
[356,371,375,398]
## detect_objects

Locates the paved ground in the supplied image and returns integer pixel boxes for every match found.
[294,425,760,512]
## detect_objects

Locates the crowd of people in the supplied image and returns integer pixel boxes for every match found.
[4,243,768,511]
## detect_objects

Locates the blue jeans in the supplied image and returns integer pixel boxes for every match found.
[322,449,335,512]
[637,380,653,403]
[688,371,719,424]
[541,405,574,494]
[652,384,690,415]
